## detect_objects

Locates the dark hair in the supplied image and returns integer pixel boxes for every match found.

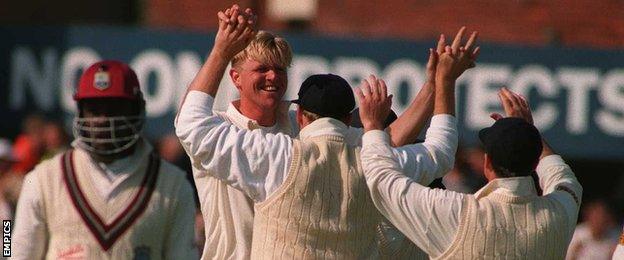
[491,160,533,178]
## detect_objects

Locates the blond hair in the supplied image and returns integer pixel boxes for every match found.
[231,31,293,69]
[301,109,322,121]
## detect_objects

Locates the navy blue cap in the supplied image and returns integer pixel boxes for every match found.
[479,118,543,174]
[292,74,355,119]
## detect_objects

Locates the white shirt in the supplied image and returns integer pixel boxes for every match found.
[14,140,153,246]
[69,140,143,199]
[613,227,624,260]
[175,90,457,202]
[187,95,297,260]
[361,130,583,258]
[567,223,619,260]
[12,138,197,259]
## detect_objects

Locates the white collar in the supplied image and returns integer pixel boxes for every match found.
[298,118,350,140]
[72,138,152,179]
[225,100,294,134]
[473,176,538,200]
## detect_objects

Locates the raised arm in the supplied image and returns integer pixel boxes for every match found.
[357,77,463,257]
[386,28,478,146]
[358,27,480,185]
[175,7,290,202]
[492,87,582,230]
[359,27,480,257]
[385,48,437,146]
[175,90,293,202]
[358,28,479,183]
[186,4,257,97]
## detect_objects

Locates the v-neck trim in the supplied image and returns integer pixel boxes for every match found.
[61,150,160,251]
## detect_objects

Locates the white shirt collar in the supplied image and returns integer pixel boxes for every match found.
[473,176,538,200]
[72,138,152,181]
[225,100,294,134]
[298,117,350,140]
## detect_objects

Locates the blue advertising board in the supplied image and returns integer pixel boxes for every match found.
[1,26,623,159]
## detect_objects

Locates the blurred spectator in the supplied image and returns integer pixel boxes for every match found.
[158,133,192,174]
[41,120,70,160]
[194,209,205,253]
[442,146,487,193]
[0,138,18,220]
[566,199,620,260]
[157,133,197,203]
[11,114,45,174]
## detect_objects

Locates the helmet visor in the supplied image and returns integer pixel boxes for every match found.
[73,115,144,155]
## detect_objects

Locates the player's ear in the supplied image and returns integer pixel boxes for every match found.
[296,106,304,126]
[230,68,242,90]
[483,153,496,181]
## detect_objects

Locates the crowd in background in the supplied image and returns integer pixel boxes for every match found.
[0,113,620,259]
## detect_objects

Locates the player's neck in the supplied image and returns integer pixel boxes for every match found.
[89,145,137,164]
[238,101,277,127]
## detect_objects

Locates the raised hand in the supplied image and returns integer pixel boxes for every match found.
[422,47,439,91]
[435,27,480,82]
[490,87,554,158]
[490,87,534,124]
[356,75,393,131]
[213,4,258,60]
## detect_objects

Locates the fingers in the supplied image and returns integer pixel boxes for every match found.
[218,11,229,22]
[451,26,466,55]
[228,8,239,29]
[379,78,388,99]
[444,45,453,56]
[243,8,256,28]
[217,11,228,30]
[509,88,533,124]
[497,87,534,123]
[436,34,446,55]
[218,7,233,30]
[233,14,247,37]
[518,94,529,109]
[490,113,504,121]
[224,6,256,40]
[426,48,438,81]
[472,46,481,60]
[464,31,478,53]
[501,87,522,109]
[360,79,372,97]
[367,75,379,99]
[355,87,365,102]
[498,89,514,116]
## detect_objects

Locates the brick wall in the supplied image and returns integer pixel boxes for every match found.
[145,0,624,49]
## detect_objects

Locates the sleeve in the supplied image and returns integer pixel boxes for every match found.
[164,176,199,260]
[174,91,293,201]
[536,155,583,237]
[361,130,464,257]
[11,170,48,260]
[370,114,458,185]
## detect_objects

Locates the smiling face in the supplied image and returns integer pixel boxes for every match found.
[231,59,288,111]
[228,31,292,122]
